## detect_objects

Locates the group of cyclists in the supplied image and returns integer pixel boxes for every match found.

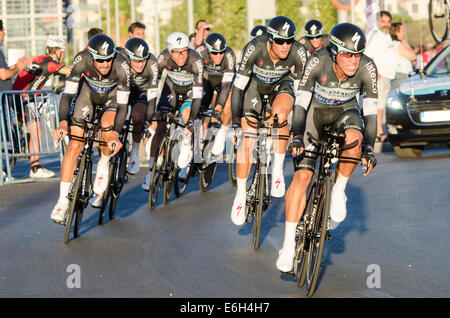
[44,16,377,275]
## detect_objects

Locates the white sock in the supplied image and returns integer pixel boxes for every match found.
[98,153,111,168]
[58,181,71,203]
[282,221,298,250]
[219,124,229,134]
[272,152,285,175]
[236,177,247,198]
[131,141,140,155]
[333,173,349,192]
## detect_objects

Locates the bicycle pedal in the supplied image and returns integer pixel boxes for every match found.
[53,219,66,226]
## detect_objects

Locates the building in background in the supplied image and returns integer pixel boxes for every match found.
[0,0,65,63]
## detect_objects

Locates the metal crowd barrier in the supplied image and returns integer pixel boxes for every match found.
[0,89,62,186]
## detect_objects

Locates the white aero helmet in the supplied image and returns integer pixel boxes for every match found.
[166,32,190,53]
[47,35,66,51]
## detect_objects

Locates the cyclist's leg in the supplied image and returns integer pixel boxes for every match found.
[25,101,56,178]
[143,83,173,190]
[277,105,319,272]
[212,91,232,155]
[231,86,260,226]
[270,86,294,197]
[177,98,193,169]
[51,89,91,222]
[329,107,364,228]
[127,100,147,174]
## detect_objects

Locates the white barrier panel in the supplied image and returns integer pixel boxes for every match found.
[0,89,62,185]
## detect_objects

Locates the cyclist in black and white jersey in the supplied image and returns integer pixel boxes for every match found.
[50,34,131,224]
[142,32,204,190]
[88,38,160,207]
[230,16,307,226]
[114,37,159,176]
[250,25,267,39]
[277,23,378,272]
[195,32,236,156]
[298,19,330,58]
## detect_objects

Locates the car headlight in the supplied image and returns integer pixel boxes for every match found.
[386,93,403,110]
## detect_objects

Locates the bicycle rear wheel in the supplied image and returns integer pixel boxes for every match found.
[199,161,217,192]
[429,0,450,44]
[228,144,237,187]
[174,164,191,197]
[64,152,87,243]
[252,168,265,251]
[305,176,331,297]
[149,138,166,210]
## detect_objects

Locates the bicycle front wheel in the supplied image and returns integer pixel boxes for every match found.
[305,176,331,297]
[252,169,265,251]
[429,0,450,44]
[109,146,128,219]
[64,152,87,243]
[99,161,115,225]
[149,138,166,210]
[297,180,317,288]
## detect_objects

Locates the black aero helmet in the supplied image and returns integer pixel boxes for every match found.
[267,16,296,40]
[250,25,267,39]
[305,19,323,37]
[125,37,150,60]
[329,23,366,57]
[205,33,227,53]
[88,34,115,60]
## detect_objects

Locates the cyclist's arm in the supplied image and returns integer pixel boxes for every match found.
[112,57,131,133]
[49,60,71,76]
[360,57,379,149]
[216,50,236,107]
[58,52,84,123]
[231,41,257,126]
[144,55,160,123]
[291,90,312,137]
[188,52,204,122]
[291,42,308,94]
[291,53,321,136]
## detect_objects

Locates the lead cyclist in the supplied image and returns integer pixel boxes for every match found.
[276,23,378,272]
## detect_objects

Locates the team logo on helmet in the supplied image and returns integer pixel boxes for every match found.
[101,41,109,53]
[214,38,222,49]
[137,44,145,57]
[351,32,361,51]
[282,22,290,34]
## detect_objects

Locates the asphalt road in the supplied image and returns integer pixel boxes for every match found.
[0,146,449,298]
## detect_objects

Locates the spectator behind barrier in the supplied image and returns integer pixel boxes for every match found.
[128,22,146,39]
[389,22,416,92]
[365,10,396,143]
[12,35,71,179]
[0,19,32,180]
[189,19,214,49]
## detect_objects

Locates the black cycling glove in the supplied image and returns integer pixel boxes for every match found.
[362,144,377,169]
[288,135,304,155]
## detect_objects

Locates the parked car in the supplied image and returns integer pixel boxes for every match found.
[385,41,450,158]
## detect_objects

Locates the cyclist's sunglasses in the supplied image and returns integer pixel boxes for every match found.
[210,51,225,55]
[95,57,113,63]
[273,37,295,45]
[308,35,322,39]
